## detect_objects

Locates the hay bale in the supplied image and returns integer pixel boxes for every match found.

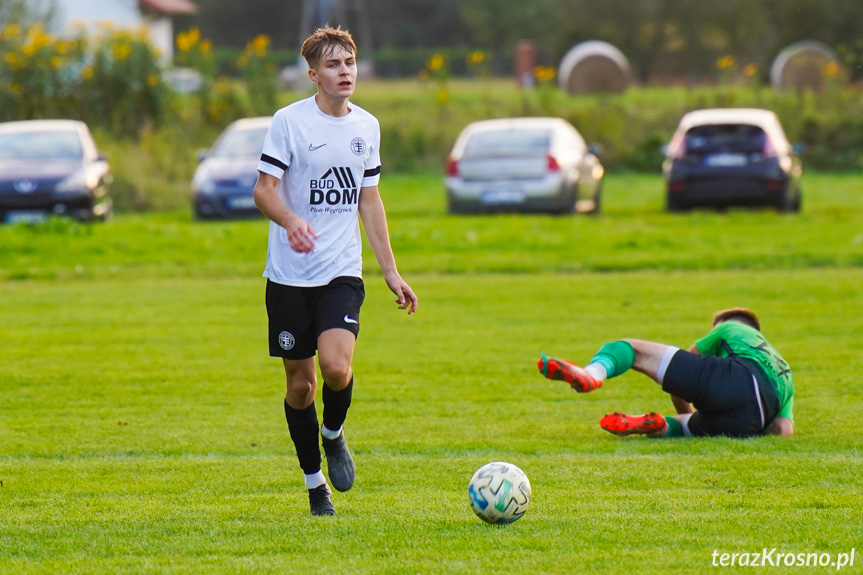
[770,40,842,93]
[558,41,633,95]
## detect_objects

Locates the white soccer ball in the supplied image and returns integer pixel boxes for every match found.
[468,461,531,524]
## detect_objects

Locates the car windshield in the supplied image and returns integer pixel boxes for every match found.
[211,126,269,158]
[463,128,551,159]
[0,130,83,160]
[684,124,767,154]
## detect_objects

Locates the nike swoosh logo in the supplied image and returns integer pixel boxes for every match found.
[309,143,327,151]
[343,315,358,324]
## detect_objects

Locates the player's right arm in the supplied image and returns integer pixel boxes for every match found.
[767,416,794,436]
[253,172,318,254]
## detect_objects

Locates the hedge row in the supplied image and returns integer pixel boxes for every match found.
[356,81,863,173]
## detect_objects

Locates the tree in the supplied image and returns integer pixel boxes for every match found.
[458,0,561,71]
[0,0,57,28]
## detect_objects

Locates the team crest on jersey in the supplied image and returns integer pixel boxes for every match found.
[350,137,366,156]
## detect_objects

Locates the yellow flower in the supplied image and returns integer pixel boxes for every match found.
[9,82,22,95]
[24,24,50,53]
[427,54,445,72]
[435,87,449,104]
[113,43,132,60]
[716,55,737,70]
[81,66,94,80]
[823,61,840,78]
[743,63,757,77]
[199,39,212,55]
[146,73,160,87]
[50,56,61,69]
[467,50,486,66]
[251,34,269,56]
[2,23,21,40]
[176,27,200,52]
[4,52,20,68]
[534,66,556,82]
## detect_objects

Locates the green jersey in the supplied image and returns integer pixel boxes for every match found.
[695,321,794,423]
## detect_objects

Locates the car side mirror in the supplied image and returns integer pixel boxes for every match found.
[588,143,603,157]
[792,143,806,155]
[196,149,209,163]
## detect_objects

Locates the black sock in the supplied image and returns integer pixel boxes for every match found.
[283,400,321,475]
[322,376,353,433]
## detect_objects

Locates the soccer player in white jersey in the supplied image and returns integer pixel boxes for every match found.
[253,26,418,516]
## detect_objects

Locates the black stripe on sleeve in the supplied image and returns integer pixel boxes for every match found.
[363,165,381,178]
[260,154,288,172]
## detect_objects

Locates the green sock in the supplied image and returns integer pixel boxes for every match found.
[663,416,683,438]
[590,341,635,378]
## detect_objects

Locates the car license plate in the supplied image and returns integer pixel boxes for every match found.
[4,210,47,224]
[226,196,256,209]
[480,190,525,204]
[705,153,748,167]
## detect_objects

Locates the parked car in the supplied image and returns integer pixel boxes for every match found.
[662,108,803,212]
[192,116,271,219]
[0,120,112,223]
[444,117,604,214]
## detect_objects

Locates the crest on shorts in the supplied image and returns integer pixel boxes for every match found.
[350,137,366,156]
[278,331,295,350]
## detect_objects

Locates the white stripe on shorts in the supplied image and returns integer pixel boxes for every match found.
[656,346,680,385]
[752,374,766,429]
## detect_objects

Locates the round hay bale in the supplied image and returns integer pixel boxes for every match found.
[770,40,842,92]
[558,41,633,95]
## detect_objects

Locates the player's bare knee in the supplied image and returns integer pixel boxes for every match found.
[319,361,351,390]
[285,375,315,399]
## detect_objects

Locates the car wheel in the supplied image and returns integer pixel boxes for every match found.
[590,185,602,215]
[775,189,799,213]
[555,187,577,215]
[666,193,687,213]
[447,199,470,215]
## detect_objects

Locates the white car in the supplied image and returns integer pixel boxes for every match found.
[444,117,603,214]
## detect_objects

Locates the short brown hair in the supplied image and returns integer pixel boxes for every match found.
[301,26,357,69]
[713,307,761,331]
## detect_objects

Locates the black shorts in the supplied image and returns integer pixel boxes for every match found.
[266,276,365,360]
[662,351,780,438]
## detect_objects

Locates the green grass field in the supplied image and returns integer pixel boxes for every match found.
[2,173,862,573]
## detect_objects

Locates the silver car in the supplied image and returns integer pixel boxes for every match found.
[445,117,603,214]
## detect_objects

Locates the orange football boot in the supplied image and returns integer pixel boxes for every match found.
[538,354,603,393]
[600,412,668,436]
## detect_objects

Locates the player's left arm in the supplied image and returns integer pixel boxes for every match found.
[358,184,418,314]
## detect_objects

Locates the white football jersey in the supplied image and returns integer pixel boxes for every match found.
[257,96,382,287]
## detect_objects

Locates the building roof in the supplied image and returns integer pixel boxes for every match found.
[139,0,197,15]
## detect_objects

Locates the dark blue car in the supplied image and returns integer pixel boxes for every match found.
[192,116,271,219]
[0,120,112,223]
[662,108,802,213]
